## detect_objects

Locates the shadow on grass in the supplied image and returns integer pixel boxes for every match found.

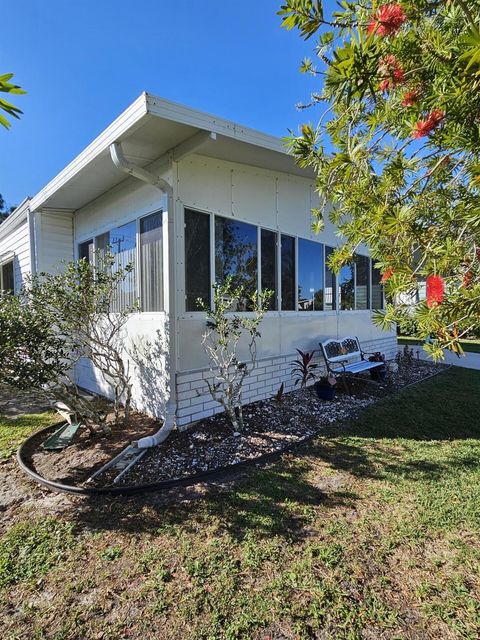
[67,367,480,540]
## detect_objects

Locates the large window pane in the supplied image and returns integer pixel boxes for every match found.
[96,222,136,312]
[215,216,257,311]
[78,239,93,263]
[324,246,336,311]
[281,234,295,310]
[339,263,354,310]
[372,266,384,310]
[298,239,324,311]
[185,209,211,311]
[355,254,370,310]
[140,212,163,312]
[1,261,14,294]
[261,229,277,310]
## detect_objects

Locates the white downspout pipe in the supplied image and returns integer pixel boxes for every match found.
[110,141,176,448]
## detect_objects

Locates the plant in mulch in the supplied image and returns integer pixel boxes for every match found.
[273,382,285,406]
[291,349,319,388]
[198,277,272,432]
[0,253,136,434]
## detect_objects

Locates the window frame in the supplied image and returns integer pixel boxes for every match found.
[0,259,15,294]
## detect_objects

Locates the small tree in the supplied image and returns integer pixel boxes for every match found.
[0,254,136,433]
[198,278,271,432]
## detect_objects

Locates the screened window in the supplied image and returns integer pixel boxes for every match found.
[215,216,257,311]
[297,239,324,311]
[281,234,295,310]
[339,263,355,310]
[96,221,137,312]
[140,211,163,312]
[324,246,336,311]
[355,254,370,310]
[372,266,384,310]
[261,229,277,310]
[1,261,14,294]
[185,209,211,311]
[78,239,93,263]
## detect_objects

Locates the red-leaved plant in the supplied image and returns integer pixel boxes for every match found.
[291,349,318,388]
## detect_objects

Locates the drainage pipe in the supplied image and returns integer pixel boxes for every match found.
[110,141,177,448]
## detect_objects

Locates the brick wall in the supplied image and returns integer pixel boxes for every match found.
[175,335,397,428]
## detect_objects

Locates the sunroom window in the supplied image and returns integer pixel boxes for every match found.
[324,246,336,311]
[281,234,295,311]
[185,209,211,311]
[339,263,355,310]
[261,228,277,310]
[298,239,324,311]
[95,221,137,312]
[215,216,258,311]
[139,211,163,312]
[355,254,370,310]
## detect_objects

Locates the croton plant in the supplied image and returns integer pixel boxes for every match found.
[279,0,480,359]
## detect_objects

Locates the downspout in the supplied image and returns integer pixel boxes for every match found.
[110,141,176,448]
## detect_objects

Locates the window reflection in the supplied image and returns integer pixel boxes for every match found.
[281,235,295,310]
[261,229,277,310]
[324,246,336,311]
[355,254,370,310]
[339,263,354,310]
[298,239,324,311]
[215,217,258,311]
[185,209,211,311]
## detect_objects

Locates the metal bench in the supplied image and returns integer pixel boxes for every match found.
[319,336,384,393]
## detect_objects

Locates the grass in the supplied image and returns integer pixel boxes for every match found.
[0,411,56,459]
[398,335,480,354]
[1,368,479,639]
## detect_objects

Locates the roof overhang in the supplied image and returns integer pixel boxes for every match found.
[29,92,315,212]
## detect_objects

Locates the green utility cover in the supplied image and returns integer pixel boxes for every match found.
[41,422,81,450]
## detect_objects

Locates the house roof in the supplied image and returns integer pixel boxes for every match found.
[28,92,314,213]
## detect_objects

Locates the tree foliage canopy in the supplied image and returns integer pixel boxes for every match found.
[0,72,25,129]
[279,0,480,358]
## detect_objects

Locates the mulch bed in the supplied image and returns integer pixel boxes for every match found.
[20,359,447,489]
[110,358,446,487]
[22,412,160,486]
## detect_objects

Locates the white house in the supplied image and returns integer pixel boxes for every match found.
[0,93,396,428]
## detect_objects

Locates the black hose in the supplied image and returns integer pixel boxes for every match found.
[16,424,316,496]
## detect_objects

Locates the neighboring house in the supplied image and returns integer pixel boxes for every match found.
[0,93,396,427]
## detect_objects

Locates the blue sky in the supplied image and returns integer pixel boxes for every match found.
[1,0,324,208]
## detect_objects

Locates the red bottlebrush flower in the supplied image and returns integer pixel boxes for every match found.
[381,267,394,283]
[412,109,445,138]
[367,3,407,37]
[426,274,445,308]
[402,89,420,107]
[378,55,405,92]
[462,271,473,288]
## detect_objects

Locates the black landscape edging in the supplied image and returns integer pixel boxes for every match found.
[16,365,452,497]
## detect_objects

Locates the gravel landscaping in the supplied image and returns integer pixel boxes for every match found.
[112,358,447,487]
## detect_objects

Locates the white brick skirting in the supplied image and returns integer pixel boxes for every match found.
[175,335,397,428]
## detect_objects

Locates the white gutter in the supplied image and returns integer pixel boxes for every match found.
[109,131,215,449]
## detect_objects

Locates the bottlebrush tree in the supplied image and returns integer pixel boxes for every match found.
[279,0,480,359]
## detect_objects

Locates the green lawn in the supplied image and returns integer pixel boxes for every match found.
[1,368,480,639]
[398,335,480,354]
[0,411,55,459]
